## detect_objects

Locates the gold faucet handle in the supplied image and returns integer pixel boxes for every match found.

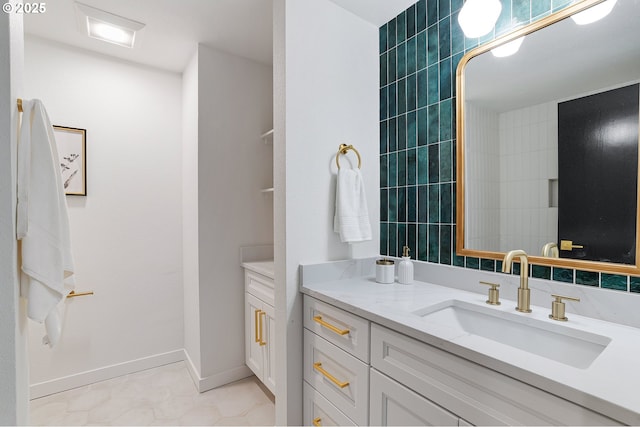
[549,294,580,321]
[479,281,501,305]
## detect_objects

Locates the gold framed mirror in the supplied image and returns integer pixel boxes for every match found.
[456,0,640,274]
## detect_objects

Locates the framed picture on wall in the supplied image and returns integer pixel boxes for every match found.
[53,126,87,196]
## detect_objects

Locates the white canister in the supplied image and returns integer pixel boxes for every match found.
[376,259,395,284]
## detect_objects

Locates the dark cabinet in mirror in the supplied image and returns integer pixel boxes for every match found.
[456,0,640,274]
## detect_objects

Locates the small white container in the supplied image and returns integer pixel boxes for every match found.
[375,259,395,284]
[397,246,414,285]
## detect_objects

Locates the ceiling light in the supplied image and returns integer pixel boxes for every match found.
[75,2,144,48]
[491,36,525,57]
[571,0,617,25]
[458,0,502,38]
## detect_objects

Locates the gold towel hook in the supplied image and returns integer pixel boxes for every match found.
[335,144,361,169]
[17,98,23,113]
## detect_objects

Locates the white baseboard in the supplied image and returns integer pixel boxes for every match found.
[29,349,184,399]
[183,349,253,393]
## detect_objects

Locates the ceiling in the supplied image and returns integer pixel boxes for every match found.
[24,0,418,73]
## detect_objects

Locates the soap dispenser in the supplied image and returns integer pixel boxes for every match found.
[398,246,414,284]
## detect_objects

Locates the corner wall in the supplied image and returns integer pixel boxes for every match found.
[273,0,379,423]
[24,36,184,396]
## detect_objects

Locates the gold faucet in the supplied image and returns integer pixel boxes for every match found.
[502,250,532,313]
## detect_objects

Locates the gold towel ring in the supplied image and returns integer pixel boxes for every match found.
[335,144,361,169]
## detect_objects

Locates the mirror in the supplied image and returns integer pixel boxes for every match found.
[456,0,640,274]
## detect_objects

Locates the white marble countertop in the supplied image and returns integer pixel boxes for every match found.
[301,275,640,425]
[241,260,274,279]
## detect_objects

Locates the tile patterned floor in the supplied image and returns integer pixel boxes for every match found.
[29,362,275,426]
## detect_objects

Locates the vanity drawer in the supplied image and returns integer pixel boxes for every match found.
[304,329,369,426]
[371,324,621,426]
[245,271,274,306]
[304,296,370,363]
[303,381,356,426]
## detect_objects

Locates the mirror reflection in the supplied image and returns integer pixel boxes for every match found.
[459,0,640,269]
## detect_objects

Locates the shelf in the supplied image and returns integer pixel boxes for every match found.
[261,188,274,193]
[261,129,274,143]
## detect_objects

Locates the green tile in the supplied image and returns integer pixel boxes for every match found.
[553,267,574,284]
[388,47,397,82]
[388,223,398,257]
[439,57,452,101]
[575,270,599,287]
[428,143,439,183]
[417,107,428,146]
[417,146,428,185]
[440,99,452,141]
[427,0,438,27]
[417,69,428,109]
[398,78,407,115]
[451,10,464,55]
[466,257,479,269]
[408,224,417,258]
[427,24,439,65]
[428,104,440,144]
[380,189,388,222]
[398,114,407,150]
[407,185,417,222]
[388,152,397,187]
[531,265,551,280]
[451,0,463,13]
[451,52,464,97]
[418,223,428,261]
[397,10,407,43]
[407,74,418,111]
[380,52,388,87]
[380,223,388,255]
[552,0,572,12]
[379,23,388,54]
[389,82,397,117]
[407,148,417,186]
[397,223,407,255]
[481,258,495,272]
[417,0,427,33]
[440,140,453,182]
[387,18,396,48]
[380,155,388,188]
[388,188,397,222]
[380,86,387,120]
[440,225,452,265]
[630,276,640,293]
[406,36,417,75]
[418,185,427,222]
[398,149,407,186]
[398,186,406,223]
[512,0,531,26]
[601,273,628,291]
[397,42,407,80]
[427,64,439,105]
[407,4,416,39]
[438,0,450,18]
[495,259,503,272]
[495,0,513,35]
[417,31,427,70]
[380,120,388,154]
[428,184,439,223]
[532,0,551,19]
[438,16,450,60]
[407,111,417,148]
[428,224,439,263]
[440,183,452,223]
[388,117,397,152]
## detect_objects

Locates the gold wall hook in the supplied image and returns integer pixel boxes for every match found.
[67,290,94,298]
[17,98,23,113]
[335,144,362,169]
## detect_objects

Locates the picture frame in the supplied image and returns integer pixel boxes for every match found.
[53,126,86,196]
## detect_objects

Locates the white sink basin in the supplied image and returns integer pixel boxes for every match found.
[412,300,611,369]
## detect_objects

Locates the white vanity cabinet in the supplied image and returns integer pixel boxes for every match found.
[243,264,275,394]
[303,295,621,426]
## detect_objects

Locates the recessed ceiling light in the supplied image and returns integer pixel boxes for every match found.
[458,0,502,39]
[75,2,145,48]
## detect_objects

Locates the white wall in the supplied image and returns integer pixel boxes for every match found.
[24,36,184,396]
[182,44,273,389]
[273,0,379,423]
[182,50,201,376]
[0,11,29,425]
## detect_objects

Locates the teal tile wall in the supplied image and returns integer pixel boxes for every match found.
[379,0,637,293]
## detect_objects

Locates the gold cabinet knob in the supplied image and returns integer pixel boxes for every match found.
[479,281,500,305]
[549,294,580,321]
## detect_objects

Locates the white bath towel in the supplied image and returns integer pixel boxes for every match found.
[17,99,75,348]
[333,168,372,243]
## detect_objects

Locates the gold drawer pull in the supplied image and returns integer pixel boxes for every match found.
[313,315,349,336]
[313,417,322,426]
[313,362,349,388]
[67,290,94,298]
[254,309,262,343]
[259,311,267,346]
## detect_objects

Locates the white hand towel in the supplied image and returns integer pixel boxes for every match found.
[333,168,372,243]
[17,99,75,348]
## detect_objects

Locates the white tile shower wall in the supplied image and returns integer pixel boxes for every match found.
[465,103,500,251]
[499,101,558,254]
